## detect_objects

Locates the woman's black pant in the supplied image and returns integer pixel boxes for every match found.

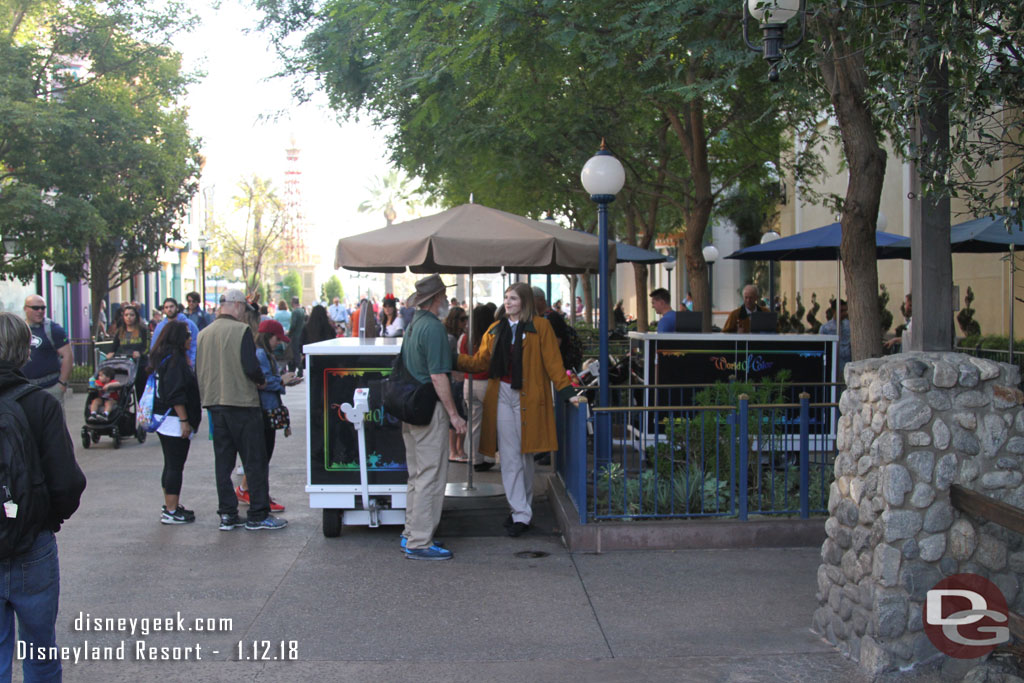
[158,432,191,496]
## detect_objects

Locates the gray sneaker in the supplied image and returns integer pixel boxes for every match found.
[219,513,244,531]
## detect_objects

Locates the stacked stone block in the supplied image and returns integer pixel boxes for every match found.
[813,352,1024,675]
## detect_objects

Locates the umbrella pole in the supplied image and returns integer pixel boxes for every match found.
[1011,245,1016,366]
[447,269,503,498]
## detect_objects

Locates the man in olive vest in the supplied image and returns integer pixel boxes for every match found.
[196,289,287,531]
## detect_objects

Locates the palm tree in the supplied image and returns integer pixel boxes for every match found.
[358,170,425,294]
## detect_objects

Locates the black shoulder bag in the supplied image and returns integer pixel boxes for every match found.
[378,348,438,426]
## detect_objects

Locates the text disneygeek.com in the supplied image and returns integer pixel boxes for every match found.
[16,611,300,663]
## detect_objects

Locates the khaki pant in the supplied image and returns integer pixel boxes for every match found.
[401,402,450,550]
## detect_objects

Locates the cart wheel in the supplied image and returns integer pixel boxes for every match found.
[111,427,121,450]
[81,428,90,449]
[322,509,341,538]
[136,427,147,443]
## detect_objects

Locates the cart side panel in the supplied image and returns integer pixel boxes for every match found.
[309,353,408,486]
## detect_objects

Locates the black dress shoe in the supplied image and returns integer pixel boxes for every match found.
[502,514,514,530]
[474,462,494,472]
[507,522,530,537]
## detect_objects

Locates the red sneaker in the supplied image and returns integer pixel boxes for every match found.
[235,486,250,505]
[269,499,286,513]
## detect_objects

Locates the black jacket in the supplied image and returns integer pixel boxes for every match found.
[0,361,86,535]
[152,352,202,430]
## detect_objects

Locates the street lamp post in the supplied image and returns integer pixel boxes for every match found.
[742,0,806,82]
[197,234,208,305]
[211,265,220,305]
[703,244,720,324]
[760,230,781,309]
[664,261,675,307]
[582,140,625,464]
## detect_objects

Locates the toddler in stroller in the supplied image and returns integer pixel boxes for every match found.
[88,367,122,422]
[81,356,146,449]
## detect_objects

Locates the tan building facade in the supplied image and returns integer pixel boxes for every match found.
[777,136,1016,342]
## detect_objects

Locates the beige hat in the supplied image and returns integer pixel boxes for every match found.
[410,274,452,307]
[220,289,247,304]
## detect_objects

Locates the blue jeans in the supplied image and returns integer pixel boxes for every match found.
[0,531,61,682]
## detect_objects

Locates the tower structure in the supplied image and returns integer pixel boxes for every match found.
[279,136,319,305]
[282,136,315,266]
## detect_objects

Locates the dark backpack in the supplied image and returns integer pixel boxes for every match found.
[0,384,49,558]
[560,325,584,373]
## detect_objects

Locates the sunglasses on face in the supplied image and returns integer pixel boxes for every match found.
[26,305,46,311]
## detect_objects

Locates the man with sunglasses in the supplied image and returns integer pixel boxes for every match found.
[22,294,73,409]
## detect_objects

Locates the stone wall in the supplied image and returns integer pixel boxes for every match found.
[813,352,1024,675]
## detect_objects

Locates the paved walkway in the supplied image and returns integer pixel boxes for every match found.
[31,390,888,682]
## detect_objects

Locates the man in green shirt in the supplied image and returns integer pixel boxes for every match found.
[400,274,467,560]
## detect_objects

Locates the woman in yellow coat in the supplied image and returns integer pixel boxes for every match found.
[457,282,579,536]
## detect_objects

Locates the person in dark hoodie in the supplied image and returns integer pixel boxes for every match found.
[0,312,86,681]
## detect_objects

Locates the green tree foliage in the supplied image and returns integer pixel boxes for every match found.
[256,0,800,330]
[0,0,201,333]
[281,270,302,305]
[322,274,342,302]
[216,176,286,296]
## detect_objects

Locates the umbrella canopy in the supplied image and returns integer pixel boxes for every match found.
[335,203,616,274]
[611,240,672,264]
[878,214,1024,258]
[725,222,907,261]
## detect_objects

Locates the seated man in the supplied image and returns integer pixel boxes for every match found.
[819,299,851,377]
[649,288,676,333]
[722,284,768,334]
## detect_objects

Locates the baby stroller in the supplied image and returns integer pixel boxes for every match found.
[80,355,147,449]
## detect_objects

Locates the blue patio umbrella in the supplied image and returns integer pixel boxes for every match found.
[725,222,907,261]
[725,221,904,365]
[879,212,1023,361]
[877,213,1024,258]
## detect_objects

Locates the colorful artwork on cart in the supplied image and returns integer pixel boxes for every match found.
[322,368,406,473]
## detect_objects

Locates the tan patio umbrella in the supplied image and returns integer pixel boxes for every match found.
[335,203,615,273]
[336,202,615,497]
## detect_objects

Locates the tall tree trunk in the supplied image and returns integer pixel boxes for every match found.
[665,92,714,331]
[813,13,886,360]
[582,274,594,325]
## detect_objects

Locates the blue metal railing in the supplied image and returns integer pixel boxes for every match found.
[557,392,836,523]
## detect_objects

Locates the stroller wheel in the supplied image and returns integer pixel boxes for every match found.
[91,432,100,443]
[81,427,91,449]
[111,427,121,449]
[135,426,147,443]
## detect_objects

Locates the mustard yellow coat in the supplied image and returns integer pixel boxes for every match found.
[457,316,575,456]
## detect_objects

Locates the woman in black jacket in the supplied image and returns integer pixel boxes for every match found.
[149,320,202,525]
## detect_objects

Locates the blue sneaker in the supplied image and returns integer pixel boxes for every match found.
[399,536,444,551]
[244,516,288,531]
[404,544,453,561]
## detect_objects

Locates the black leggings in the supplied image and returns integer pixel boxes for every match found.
[158,433,191,496]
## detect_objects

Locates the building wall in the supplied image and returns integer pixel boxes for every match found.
[782,134,1014,341]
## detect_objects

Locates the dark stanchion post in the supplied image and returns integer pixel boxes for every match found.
[568,400,589,525]
[728,409,737,516]
[738,394,749,521]
[799,392,810,519]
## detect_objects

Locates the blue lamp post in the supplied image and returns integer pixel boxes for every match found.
[582,141,625,461]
